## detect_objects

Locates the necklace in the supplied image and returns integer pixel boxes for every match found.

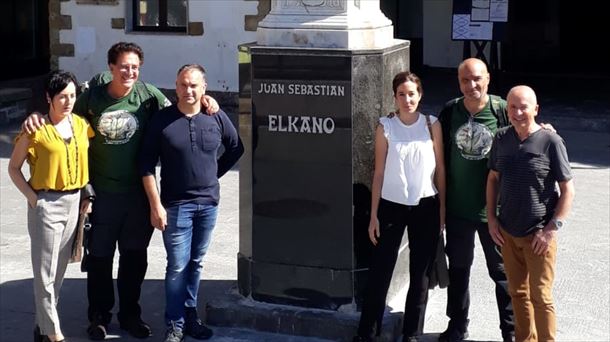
[50,114,79,185]
[64,116,79,185]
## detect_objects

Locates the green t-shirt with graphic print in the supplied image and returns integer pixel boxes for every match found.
[73,82,170,193]
[446,99,502,222]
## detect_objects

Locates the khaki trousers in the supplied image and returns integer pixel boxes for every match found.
[28,190,79,336]
[502,229,557,342]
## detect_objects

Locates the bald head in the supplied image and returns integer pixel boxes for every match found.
[458,58,490,102]
[507,85,537,105]
[458,58,489,75]
[507,85,539,131]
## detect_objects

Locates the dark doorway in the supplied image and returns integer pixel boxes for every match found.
[0,0,50,81]
[381,0,423,72]
[558,1,609,75]
[502,1,609,76]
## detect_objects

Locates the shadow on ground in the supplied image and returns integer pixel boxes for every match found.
[0,276,506,342]
[0,278,234,342]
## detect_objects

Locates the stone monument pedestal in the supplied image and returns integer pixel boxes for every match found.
[206,1,414,340]
[206,40,412,341]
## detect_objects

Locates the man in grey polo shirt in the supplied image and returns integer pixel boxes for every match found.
[486,85,575,342]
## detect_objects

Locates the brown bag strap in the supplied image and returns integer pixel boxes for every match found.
[425,114,434,141]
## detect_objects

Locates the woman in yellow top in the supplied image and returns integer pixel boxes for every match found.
[8,70,94,342]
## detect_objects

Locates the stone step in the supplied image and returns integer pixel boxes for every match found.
[209,326,336,341]
[206,289,403,342]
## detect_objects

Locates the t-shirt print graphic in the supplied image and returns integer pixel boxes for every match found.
[97,110,139,145]
[455,120,494,160]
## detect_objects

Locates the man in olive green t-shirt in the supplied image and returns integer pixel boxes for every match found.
[72,43,170,339]
[438,58,514,342]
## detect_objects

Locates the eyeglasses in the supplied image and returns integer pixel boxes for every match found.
[118,64,139,72]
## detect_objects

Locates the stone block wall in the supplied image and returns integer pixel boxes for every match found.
[49,0,74,70]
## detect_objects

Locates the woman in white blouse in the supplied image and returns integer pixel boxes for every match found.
[354,71,446,342]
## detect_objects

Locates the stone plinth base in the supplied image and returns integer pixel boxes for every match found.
[233,40,412,340]
[206,289,402,342]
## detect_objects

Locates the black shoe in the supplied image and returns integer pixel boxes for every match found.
[86,322,107,341]
[438,328,469,342]
[502,331,515,342]
[164,323,184,342]
[119,317,152,339]
[352,336,373,342]
[35,327,65,342]
[34,326,43,342]
[184,307,213,340]
[41,337,65,342]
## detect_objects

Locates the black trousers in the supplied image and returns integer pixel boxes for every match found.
[86,190,154,324]
[444,215,514,335]
[357,196,440,338]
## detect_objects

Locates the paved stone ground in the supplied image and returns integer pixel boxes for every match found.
[1,120,608,341]
[1,67,609,341]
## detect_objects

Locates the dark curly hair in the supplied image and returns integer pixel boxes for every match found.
[107,42,144,65]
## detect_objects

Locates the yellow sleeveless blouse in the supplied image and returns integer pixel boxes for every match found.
[23,114,94,191]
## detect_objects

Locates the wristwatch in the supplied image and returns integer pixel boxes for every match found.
[552,218,565,230]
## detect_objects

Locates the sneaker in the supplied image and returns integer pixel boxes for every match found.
[119,317,152,338]
[164,323,184,342]
[184,307,213,340]
[86,321,107,341]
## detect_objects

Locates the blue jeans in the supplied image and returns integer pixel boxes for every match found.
[163,203,218,328]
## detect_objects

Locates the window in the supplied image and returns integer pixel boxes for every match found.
[133,0,187,32]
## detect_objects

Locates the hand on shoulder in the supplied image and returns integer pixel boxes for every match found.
[540,122,557,133]
[22,112,46,134]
